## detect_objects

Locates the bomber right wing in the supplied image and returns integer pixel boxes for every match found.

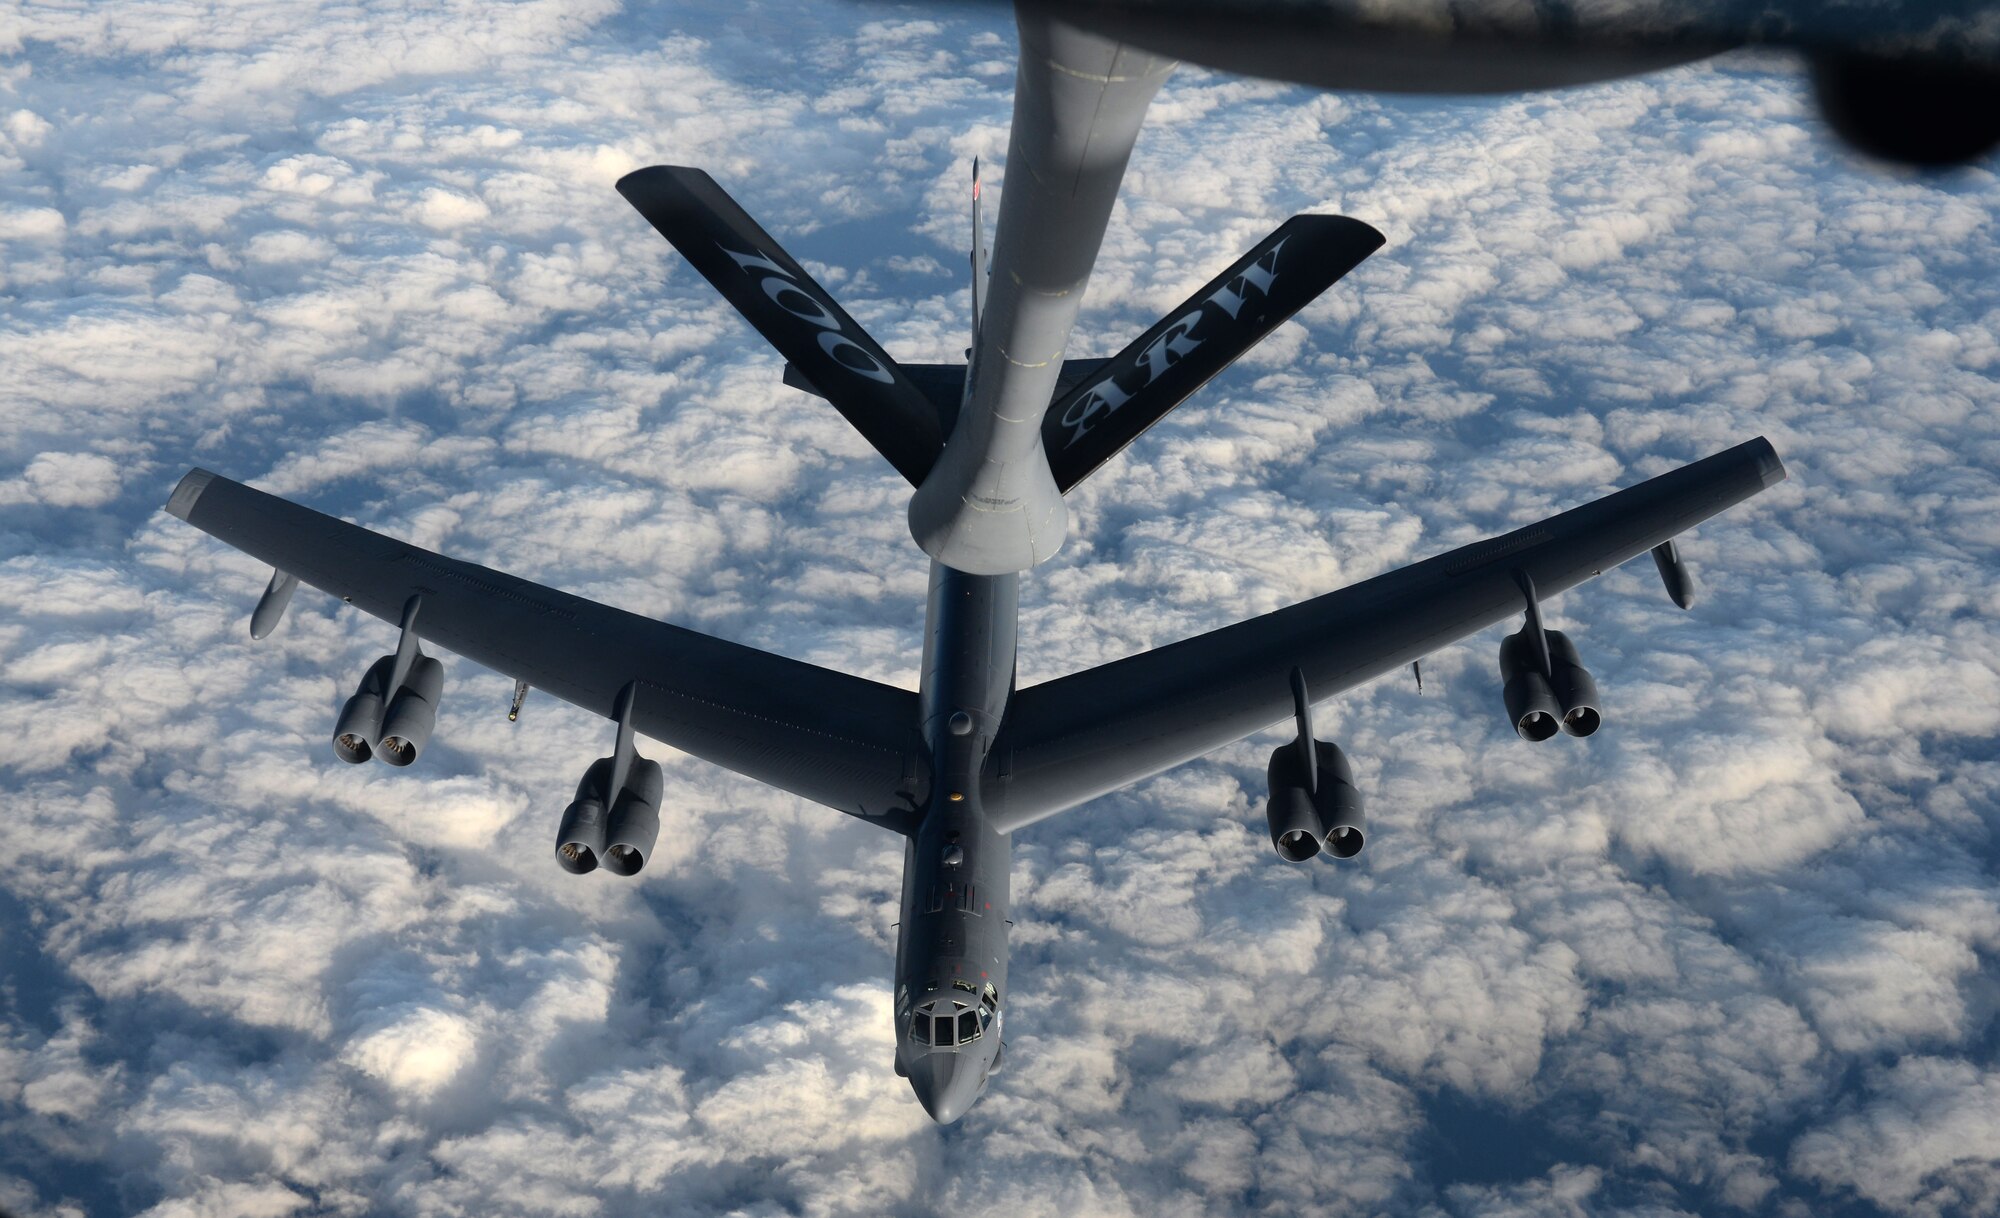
[167,470,929,833]
[986,437,1787,832]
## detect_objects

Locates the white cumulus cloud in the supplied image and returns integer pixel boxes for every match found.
[0,5,1997,1218]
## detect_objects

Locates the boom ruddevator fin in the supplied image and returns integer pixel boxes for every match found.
[616,166,945,487]
[1042,214,1385,492]
[787,358,1108,438]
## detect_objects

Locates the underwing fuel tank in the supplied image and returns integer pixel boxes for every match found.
[250,570,298,639]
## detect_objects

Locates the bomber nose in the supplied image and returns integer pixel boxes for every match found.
[908,1051,984,1125]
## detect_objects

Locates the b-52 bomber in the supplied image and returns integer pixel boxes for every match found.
[167,9,1785,1124]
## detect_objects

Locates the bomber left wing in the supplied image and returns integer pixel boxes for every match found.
[986,437,1787,833]
[166,470,928,834]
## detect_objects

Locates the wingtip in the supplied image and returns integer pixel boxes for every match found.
[1748,436,1788,488]
[165,468,216,521]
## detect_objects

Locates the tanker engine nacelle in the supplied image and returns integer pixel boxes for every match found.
[1265,736,1366,861]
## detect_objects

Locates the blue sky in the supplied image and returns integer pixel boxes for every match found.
[2,3,1998,1216]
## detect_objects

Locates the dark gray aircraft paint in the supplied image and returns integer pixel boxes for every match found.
[1001,0,2000,167]
[166,4,1789,1123]
[165,439,1785,1118]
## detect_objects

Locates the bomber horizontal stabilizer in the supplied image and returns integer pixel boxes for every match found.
[617,166,945,486]
[1042,214,1385,492]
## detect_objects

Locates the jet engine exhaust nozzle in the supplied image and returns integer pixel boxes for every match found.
[556,755,662,877]
[1545,630,1600,738]
[378,656,444,766]
[1499,629,1560,742]
[1265,737,1367,862]
[331,652,446,766]
[331,655,394,764]
[603,758,664,877]
[1499,627,1601,741]
[556,757,616,874]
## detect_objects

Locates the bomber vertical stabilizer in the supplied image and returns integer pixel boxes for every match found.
[970,158,990,343]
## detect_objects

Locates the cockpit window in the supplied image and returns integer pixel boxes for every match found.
[913,994,992,1048]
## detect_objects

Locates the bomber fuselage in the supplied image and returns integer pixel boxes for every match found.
[894,562,1017,1122]
[894,6,1175,1121]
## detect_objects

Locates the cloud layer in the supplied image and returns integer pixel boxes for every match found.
[1,4,1998,1216]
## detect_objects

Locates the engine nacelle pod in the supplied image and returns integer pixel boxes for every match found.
[331,655,395,764]
[1266,744,1321,862]
[1544,630,1600,738]
[1265,739,1366,862]
[378,656,444,766]
[1809,52,2000,168]
[556,758,615,874]
[603,759,664,877]
[1498,630,1561,742]
[1312,740,1366,859]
